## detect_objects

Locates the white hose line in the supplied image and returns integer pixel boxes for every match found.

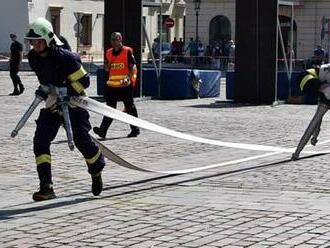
[92,135,330,174]
[92,132,283,174]
[73,96,330,154]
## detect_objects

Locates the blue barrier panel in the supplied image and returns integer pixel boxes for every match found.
[142,68,221,99]
[226,71,317,103]
[276,71,302,99]
[198,70,222,98]
[160,69,194,99]
[142,68,158,96]
[98,68,221,99]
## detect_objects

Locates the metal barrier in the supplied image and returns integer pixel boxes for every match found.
[79,51,104,73]
[80,51,104,63]
[147,55,235,72]
[277,58,308,71]
[147,55,309,73]
[76,52,309,74]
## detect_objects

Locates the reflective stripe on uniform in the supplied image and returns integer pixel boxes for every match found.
[36,154,51,165]
[68,66,87,81]
[300,74,315,91]
[107,80,131,88]
[107,74,131,88]
[71,81,85,94]
[85,149,101,165]
[109,75,127,80]
[307,69,317,78]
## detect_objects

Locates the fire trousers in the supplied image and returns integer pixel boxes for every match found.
[33,107,105,186]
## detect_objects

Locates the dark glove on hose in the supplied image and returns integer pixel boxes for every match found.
[35,87,48,100]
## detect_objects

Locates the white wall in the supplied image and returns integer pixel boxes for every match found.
[53,0,104,52]
[28,0,104,53]
[28,0,50,22]
[0,0,29,53]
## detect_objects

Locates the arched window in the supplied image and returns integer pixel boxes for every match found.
[209,15,231,46]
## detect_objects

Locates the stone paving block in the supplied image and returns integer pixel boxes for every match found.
[295,244,318,248]
[208,238,239,246]
[129,240,163,248]
[306,238,330,245]
[38,243,62,248]
[156,241,183,248]
[318,244,330,248]
[54,245,78,248]
[176,234,202,242]
[232,240,257,246]
[281,233,316,246]
[182,233,224,247]
[154,235,178,242]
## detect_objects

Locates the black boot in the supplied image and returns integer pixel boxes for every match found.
[127,129,140,138]
[93,127,106,139]
[19,84,25,95]
[9,90,19,96]
[32,184,56,201]
[91,172,103,196]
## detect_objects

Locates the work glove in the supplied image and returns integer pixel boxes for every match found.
[35,86,49,100]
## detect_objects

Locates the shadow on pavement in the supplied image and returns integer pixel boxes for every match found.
[0,153,325,220]
[187,101,260,109]
[51,136,128,145]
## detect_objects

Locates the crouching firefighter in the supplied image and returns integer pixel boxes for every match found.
[25,17,105,201]
[292,64,330,160]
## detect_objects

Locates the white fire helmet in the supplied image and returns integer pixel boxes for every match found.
[25,17,63,46]
[319,63,330,83]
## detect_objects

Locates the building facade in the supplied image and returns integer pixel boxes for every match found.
[0,0,29,54]
[142,0,186,59]
[0,0,186,60]
[28,0,104,54]
[184,0,330,60]
[0,0,104,55]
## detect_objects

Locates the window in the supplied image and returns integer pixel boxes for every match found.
[80,14,92,46]
[49,7,62,36]
[209,15,231,45]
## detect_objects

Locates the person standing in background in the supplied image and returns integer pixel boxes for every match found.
[93,32,140,139]
[9,33,24,96]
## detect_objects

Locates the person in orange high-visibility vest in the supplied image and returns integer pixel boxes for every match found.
[93,32,140,138]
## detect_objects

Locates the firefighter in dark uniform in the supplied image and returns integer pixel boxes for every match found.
[25,17,105,201]
[291,64,330,160]
[298,64,330,101]
[93,32,140,139]
[9,33,25,95]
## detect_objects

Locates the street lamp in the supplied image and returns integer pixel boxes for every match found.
[194,0,201,66]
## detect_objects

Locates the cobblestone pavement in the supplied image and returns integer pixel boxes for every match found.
[1,71,330,247]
